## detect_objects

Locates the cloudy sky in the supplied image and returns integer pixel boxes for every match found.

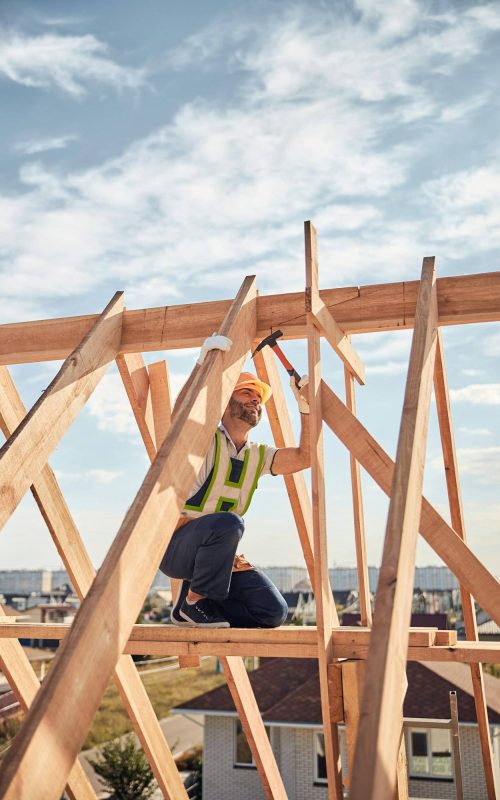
[1,0,499,581]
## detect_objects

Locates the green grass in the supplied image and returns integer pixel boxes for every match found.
[0,657,226,757]
[82,657,225,750]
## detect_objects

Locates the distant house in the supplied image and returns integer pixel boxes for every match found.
[173,658,500,800]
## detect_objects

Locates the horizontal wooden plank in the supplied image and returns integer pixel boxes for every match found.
[1,272,499,364]
[0,623,458,648]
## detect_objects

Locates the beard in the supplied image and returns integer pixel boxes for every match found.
[228,398,262,427]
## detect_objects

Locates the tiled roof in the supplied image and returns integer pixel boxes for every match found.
[175,658,500,725]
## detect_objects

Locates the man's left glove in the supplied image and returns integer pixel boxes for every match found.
[290,375,310,414]
[197,333,232,365]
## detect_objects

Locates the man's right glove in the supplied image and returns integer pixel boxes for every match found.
[290,375,310,414]
[197,333,232,365]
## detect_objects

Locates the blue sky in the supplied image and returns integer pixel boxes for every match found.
[0,0,499,580]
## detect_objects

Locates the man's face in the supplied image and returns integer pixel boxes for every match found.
[226,387,263,427]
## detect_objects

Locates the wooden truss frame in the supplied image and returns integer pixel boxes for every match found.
[0,222,499,799]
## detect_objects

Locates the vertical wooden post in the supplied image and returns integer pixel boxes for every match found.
[434,331,498,799]
[305,221,343,799]
[450,691,464,800]
[350,258,438,800]
[344,366,372,627]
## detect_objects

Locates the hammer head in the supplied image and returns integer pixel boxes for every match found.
[251,329,283,357]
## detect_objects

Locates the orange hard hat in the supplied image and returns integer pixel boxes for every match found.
[233,372,272,404]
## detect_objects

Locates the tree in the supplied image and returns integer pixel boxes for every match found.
[89,735,155,800]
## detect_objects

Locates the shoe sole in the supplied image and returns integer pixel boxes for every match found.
[170,614,194,627]
[178,609,230,628]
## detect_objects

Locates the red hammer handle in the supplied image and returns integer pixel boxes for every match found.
[271,345,302,386]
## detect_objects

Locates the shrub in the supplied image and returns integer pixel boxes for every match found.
[89,735,155,800]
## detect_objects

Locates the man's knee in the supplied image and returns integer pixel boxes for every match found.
[212,512,244,542]
[257,594,288,628]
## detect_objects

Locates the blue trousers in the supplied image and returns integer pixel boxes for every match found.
[159,512,288,628]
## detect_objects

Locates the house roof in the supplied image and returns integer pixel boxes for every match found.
[175,658,500,725]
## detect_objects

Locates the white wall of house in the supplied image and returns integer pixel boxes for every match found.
[202,716,500,800]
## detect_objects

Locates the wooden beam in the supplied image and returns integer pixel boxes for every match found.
[320,382,500,628]
[148,359,172,449]
[120,352,199,670]
[0,624,453,647]
[123,352,287,795]
[0,276,257,800]
[350,258,438,800]
[0,366,189,800]
[434,331,498,800]
[221,657,287,799]
[0,608,97,800]
[305,221,343,800]
[253,345,315,582]
[310,291,365,383]
[116,352,156,461]
[450,691,464,800]
[1,272,500,364]
[0,292,123,531]
[344,366,372,627]
[341,660,365,789]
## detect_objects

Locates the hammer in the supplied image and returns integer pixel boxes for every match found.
[252,330,302,387]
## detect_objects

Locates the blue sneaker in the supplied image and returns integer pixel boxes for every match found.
[179,598,230,628]
[171,580,192,626]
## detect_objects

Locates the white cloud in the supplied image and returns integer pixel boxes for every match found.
[54,468,124,484]
[1,5,500,316]
[0,31,145,97]
[14,134,77,155]
[449,383,500,405]
[85,370,189,438]
[456,446,500,482]
[459,426,491,436]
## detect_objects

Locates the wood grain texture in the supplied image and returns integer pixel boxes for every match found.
[0,276,257,800]
[116,352,156,461]
[320,382,500,628]
[344,367,372,627]
[305,221,343,799]
[310,291,365,383]
[221,657,287,799]
[253,345,315,581]
[1,272,500,364]
[0,365,189,800]
[0,292,123,531]
[434,332,498,799]
[0,608,97,800]
[350,258,438,800]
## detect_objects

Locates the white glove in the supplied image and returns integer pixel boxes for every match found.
[197,333,232,365]
[290,375,310,414]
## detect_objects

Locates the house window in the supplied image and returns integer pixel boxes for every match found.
[314,731,347,783]
[233,720,271,767]
[408,728,452,779]
[315,733,327,783]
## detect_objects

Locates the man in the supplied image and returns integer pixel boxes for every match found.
[160,334,310,628]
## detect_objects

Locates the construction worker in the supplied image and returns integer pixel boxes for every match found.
[160,333,310,628]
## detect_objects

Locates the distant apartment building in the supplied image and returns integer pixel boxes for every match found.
[0,570,52,595]
[328,565,459,593]
[260,566,308,593]
[51,570,70,590]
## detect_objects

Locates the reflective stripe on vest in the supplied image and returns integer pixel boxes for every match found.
[184,429,266,517]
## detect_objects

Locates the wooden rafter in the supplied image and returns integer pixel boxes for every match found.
[0,609,96,800]
[0,365,189,800]
[344,366,372,627]
[0,276,257,800]
[434,331,498,800]
[320,381,500,627]
[2,272,500,365]
[350,258,438,799]
[305,221,343,799]
[0,292,123,531]
[117,350,288,797]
